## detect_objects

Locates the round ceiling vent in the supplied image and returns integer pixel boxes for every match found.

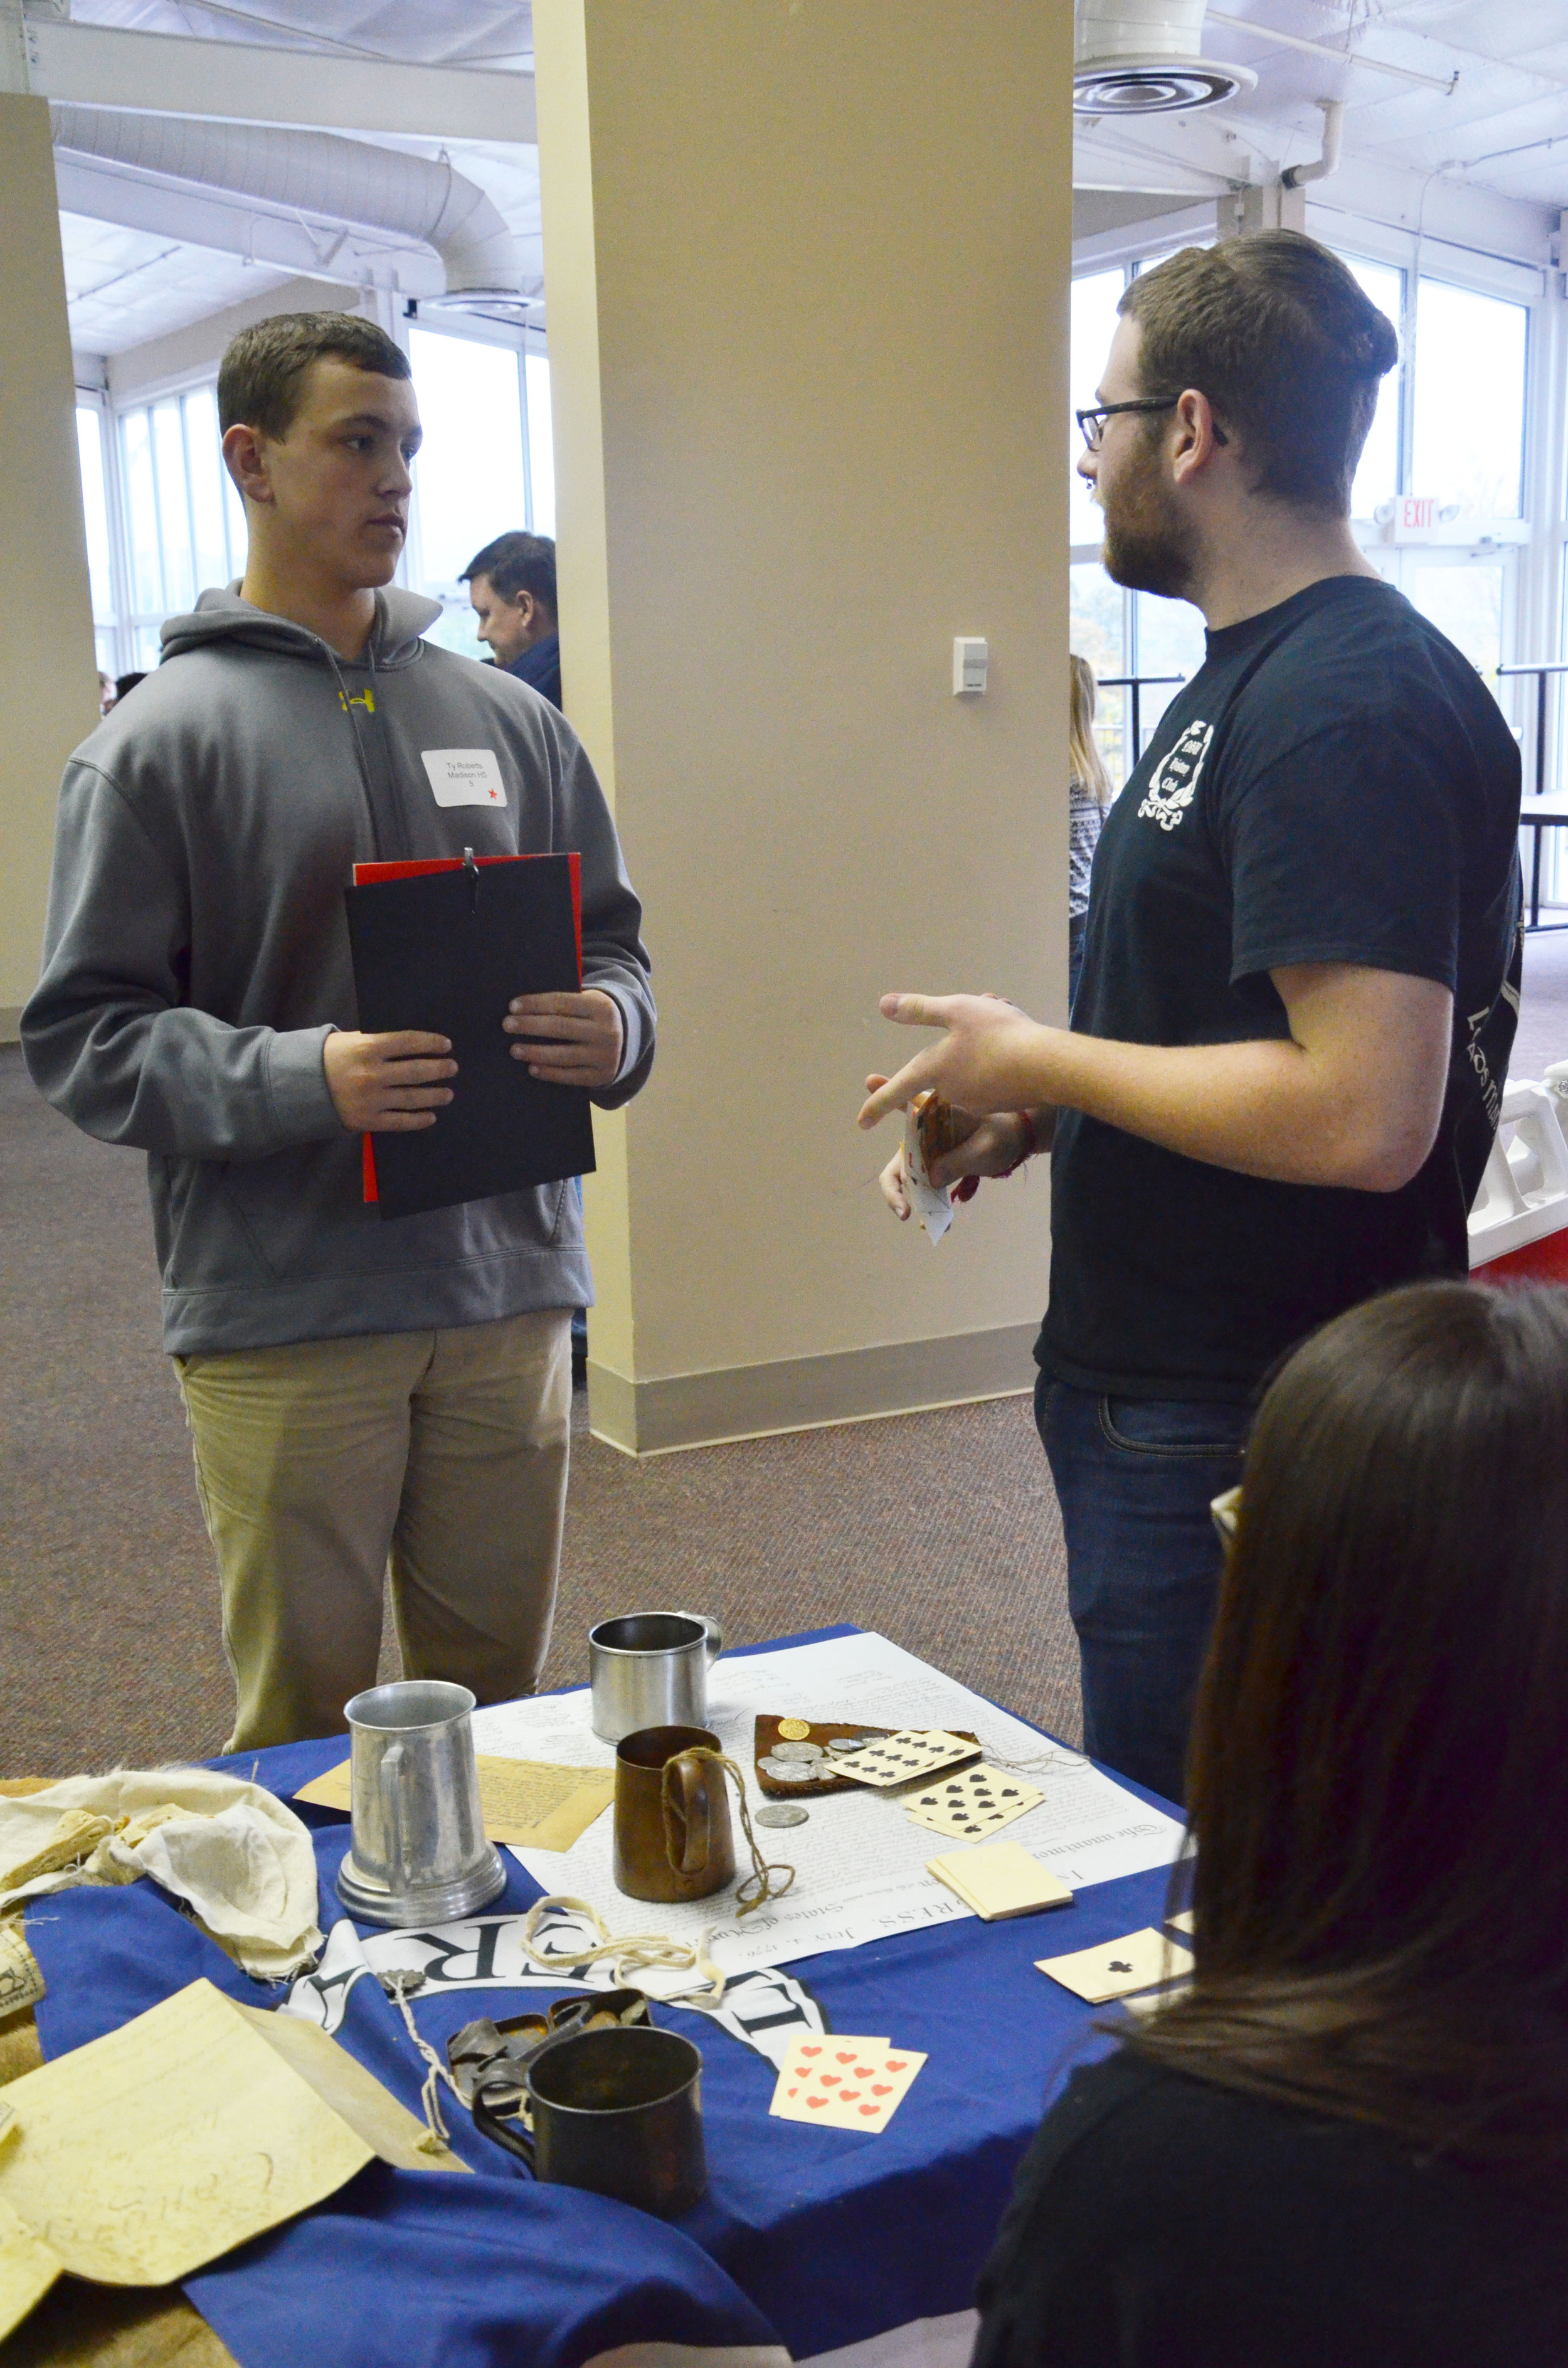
[1073,54,1257,114]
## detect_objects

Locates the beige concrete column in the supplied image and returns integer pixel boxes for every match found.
[0,93,99,1038]
[535,1,1072,1453]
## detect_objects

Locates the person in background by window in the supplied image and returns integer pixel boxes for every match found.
[114,672,147,705]
[973,1279,1568,2366]
[1067,652,1113,1011]
[463,531,561,711]
[97,671,115,717]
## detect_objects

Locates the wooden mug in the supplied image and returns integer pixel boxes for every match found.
[613,1724,736,1904]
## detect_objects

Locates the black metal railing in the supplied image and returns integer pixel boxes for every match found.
[1495,662,1568,932]
[1495,660,1568,799]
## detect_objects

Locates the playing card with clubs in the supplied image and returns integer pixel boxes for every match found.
[902,1762,1044,1839]
[769,2034,926,2132]
[822,1729,979,1788]
[1034,1927,1194,2004]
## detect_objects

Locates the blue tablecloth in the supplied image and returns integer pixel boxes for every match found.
[26,1628,1182,2365]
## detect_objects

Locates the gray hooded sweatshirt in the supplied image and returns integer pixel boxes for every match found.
[22,586,654,1357]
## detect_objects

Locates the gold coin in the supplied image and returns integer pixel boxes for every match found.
[776,1717,812,1741]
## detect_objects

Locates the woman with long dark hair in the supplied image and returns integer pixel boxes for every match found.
[974,1280,1568,2366]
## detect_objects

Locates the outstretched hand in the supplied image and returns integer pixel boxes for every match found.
[857,992,1043,1131]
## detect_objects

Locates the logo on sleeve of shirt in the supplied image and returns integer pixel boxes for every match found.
[1137,720,1214,832]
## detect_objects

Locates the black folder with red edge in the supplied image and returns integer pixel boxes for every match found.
[344,850,596,1220]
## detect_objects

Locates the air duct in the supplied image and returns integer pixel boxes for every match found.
[1074,0,1256,116]
[49,104,524,302]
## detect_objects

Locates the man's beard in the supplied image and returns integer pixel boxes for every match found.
[1099,445,1196,599]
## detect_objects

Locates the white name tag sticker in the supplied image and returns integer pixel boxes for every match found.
[421,748,507,808]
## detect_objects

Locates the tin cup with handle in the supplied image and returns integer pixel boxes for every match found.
[475,2024,707,2218]
[588,1610,723,1743]
[336,1679,506,1928]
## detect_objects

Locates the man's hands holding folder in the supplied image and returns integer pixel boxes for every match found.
[325,1029,456,1132]
[325,990,623,1134]
[504,989,623,1089]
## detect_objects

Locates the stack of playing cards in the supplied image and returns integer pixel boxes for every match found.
[1035,1927,1194,2004]
[926,1840,1073,1922]
[822,1730,979,1788]
[769,2035,926,2133]
[904,1763,1044,1840]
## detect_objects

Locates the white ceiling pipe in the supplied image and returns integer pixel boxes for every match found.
[49,104,522,296]
[1281,100,1346,191]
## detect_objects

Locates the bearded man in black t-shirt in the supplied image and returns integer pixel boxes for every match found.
[866,231,1522,1805]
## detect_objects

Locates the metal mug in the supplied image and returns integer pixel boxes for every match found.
[588,1610,723,1743]
[336,1679,506,1928]
[484,2024,707,2218]
[613,1723,736,1904]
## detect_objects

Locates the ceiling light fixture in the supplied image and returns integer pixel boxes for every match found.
[1074,0,1256,116]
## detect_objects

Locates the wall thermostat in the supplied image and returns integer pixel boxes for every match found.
[953,637,988,695]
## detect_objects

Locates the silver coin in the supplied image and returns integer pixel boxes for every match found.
[771,1740,825,1762]
[758,1758,815,1783]
[754,1803,809,1829]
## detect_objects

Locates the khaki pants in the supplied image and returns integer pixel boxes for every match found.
[176,1310,572,1751]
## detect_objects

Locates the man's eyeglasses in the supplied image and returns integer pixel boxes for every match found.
[1075,398,1229,452]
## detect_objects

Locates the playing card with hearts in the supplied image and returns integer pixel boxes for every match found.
[822,1729,979,1789]
[1034,1926,1194,2004]
[769,2035,927,2132]
[902,1762,1044,1839]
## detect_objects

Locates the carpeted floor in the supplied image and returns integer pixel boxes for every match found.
[0,1044,1076,1774]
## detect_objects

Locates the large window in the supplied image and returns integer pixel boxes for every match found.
[1069,269,1125,550]
[1069,559,1128,784]
[1069,263,1211,786]
[80,329,555,674]
[1411,279,1528,520]
[407,325,554,656]
[76,404,117,675]
[1337,254,1404,518]
[116,386,247,669]
[525,350,554,539]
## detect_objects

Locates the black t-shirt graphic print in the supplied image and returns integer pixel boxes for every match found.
[1038,575,1522,1401]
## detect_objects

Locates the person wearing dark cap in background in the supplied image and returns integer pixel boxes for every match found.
[464,531,561,712]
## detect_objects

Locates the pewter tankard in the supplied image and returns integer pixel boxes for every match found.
[336,1679,506,1927]
[588,1612,723,1743]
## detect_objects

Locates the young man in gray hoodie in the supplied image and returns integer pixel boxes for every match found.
[23,312,655,1751]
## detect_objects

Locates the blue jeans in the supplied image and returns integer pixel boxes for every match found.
[1035,1374,1248,1806]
